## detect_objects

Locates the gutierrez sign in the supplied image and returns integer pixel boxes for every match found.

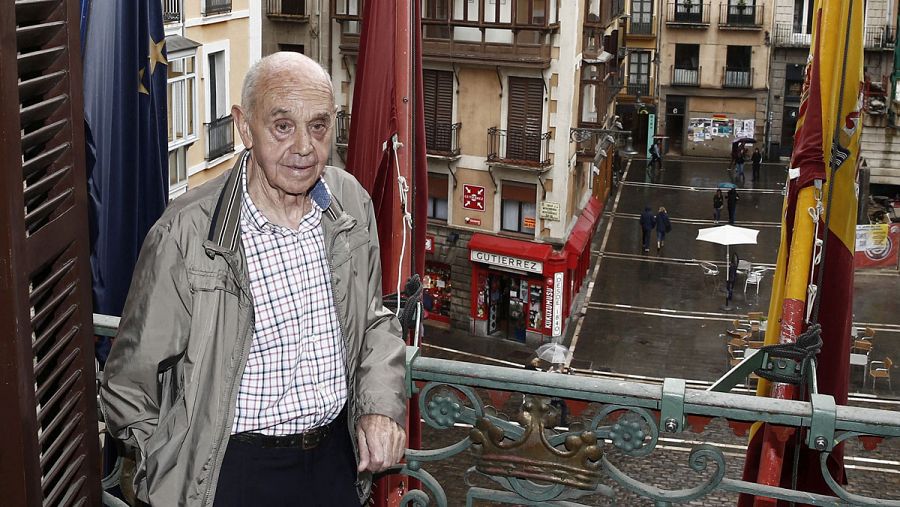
[470,250,544,274]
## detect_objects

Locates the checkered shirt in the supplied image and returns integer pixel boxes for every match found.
[231,168,348,435]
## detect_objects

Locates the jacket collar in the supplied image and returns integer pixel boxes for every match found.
[207,150,342,253]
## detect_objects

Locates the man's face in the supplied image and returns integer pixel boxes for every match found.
[235,67,335,196]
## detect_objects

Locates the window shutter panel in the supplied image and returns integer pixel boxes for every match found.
[0,1,102,506]
[507,77,543,162]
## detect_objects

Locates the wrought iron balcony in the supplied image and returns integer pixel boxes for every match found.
[162,0,181,23]
[205,115,234,161]
[671,65,701,87]
[334,0,559,68]
[266,0,308,20]
[625,78,651,97]
[864,26,896,49]
[487,127,551,168]
[717,3,763,29]
[666,2,710,26]
[93,313,900,507]
[203,0,232,16]
[773,22,810,47]
[426,122,462,158]
[335,110,350,146]
[723,66,752,89]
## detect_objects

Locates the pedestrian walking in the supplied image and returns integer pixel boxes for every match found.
[727,187,739,225]
[713,189,724,224]
[640,206,656,253]
[655,206,671,252]
[735,145,747,181]
[649,140,663,171]
[729,142,740,171]
[751,147,762,181]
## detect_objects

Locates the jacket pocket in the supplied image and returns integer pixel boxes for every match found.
[187,268,243,296]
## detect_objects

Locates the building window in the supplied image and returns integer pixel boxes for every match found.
[167,54,198,145]
[168,145,188,197]
[724,46,752,88]
[673,44,699,85]
[424,70,455,154]
[784,63,805,101]
[507,77,544,162]
[427,173,449,221]
[628,51,651,96]
[630,0,653,34]
[205,46,234,160]
[793,0,814,34]
[500,182,537,235]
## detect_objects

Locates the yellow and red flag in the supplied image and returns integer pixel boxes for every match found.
[739,0,862,504]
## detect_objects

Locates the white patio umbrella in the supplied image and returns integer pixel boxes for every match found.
[535,342,571,365]
[696,225,759,309]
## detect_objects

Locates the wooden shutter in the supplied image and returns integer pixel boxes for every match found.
[424,69,453,152]
[0,1,102,506]
[428,173,449,198]
[507,77,543,162]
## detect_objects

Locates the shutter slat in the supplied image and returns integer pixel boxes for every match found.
[37,392,80,446]
[22,142,68,180]
[24,165,71,203]
[21,119,67,152]
[29,280,77,330]
[19,72,67,105]
[34,328,78,379]
[21,95,68,130]
[16,21,65,51]
[42,456,85,507]
[24,188,73,231]
[37,382,83,426]
[33,304,77,353]
[40,415,82,470]
[18,46,66,77]
[29,258,75,304]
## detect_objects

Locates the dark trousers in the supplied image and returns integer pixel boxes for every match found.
[213,418,360,507]
[728,205,736,225]
[641,228,652,251]
[753,164,760,180]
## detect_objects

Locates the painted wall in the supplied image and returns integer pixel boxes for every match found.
[457,67,502,159]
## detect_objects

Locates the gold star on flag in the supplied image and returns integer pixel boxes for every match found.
[138,68,149,95]
[149,36,168,75]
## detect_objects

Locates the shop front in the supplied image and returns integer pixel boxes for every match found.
[468,234,569,345]
[564,197,603,297]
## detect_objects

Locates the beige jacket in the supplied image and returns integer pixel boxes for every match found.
[100,152,407,506]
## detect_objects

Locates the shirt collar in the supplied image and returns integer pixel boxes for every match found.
[240,160,333,232]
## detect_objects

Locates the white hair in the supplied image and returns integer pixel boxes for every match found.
[240,52,333,118]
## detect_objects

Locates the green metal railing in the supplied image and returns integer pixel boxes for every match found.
[94,315,900,506]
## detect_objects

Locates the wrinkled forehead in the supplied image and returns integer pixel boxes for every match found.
[255,69,335,119]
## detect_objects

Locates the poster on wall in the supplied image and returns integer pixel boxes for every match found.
[855,224,900,269]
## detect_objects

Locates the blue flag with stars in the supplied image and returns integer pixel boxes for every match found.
[82,0,169,360]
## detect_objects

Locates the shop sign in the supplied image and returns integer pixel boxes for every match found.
[539,201,560,221]
[552,272,564,337]
[425,235,435,253]
[855,224,900,269]
[470,250,543,274]
[544,277,554,331]
[522,216,536,229]
[463,184,486,211]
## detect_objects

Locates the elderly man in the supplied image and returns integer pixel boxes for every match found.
[100,52,407,506]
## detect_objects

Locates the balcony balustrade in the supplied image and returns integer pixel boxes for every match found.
[93,314,900,507]
[666,2,710,26]
[865,26,896,49]
[671,65,701,86]
[487,127,551,168]
[717,3,763,29]
[266,0,308,20]
[426,122,462,158]
[335,110,350,146]
[723,67,752,89]
[334,0,559,67]
[203,0,232,16]
[205,115,234,161]
[628,16,655,36]
[773,22,810,47]
[162,0,181,23]
[625,78,651,97]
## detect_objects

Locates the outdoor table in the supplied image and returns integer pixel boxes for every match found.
[850,353,868,385]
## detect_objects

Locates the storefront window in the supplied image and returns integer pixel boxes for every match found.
[423,262,452,323]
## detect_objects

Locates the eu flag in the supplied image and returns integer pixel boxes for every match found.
[82,0,169,359]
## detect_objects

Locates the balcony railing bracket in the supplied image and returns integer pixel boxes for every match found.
[808,393,836,452]
[661,378,686,433]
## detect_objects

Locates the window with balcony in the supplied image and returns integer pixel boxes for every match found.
[671,0,705,24]
[630,0,653,34]
[267,0,308,19]
[424,70,459,156]
[506,77,544,162]
[628,51,651,97]
[205,48,234,160]
[581,64,601,124]
[500,182,537,235]
[203,0,232,16]
[673,44,699,86]
[162,0,181,23]
[793,0,814,34]
[723,45,751,88]
[723,0,759,27]
[167,54,197,146]
[427,173,449,221]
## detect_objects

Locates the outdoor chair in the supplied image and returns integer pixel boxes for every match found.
[737,259,752,277]
[744,267,766,295]
[863,326,876,339]
[699,261,719,291]
[727,344,745,368]
[746,311,764,323]
[746,340,765,349]
[852,340,873,353]
[869,357,893,391]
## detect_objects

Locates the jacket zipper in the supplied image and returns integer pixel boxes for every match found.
[202,255,255,507]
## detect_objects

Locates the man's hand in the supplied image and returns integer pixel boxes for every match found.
[356,414,406,473]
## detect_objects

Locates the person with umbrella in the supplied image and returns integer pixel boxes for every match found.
[734,144,748,181]
[727,187,740,224]
[640,206,657,253]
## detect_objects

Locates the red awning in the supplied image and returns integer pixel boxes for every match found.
[468,233,557,266]
[565,197,603,260]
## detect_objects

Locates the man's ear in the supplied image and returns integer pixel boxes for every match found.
[232,105,253,149]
